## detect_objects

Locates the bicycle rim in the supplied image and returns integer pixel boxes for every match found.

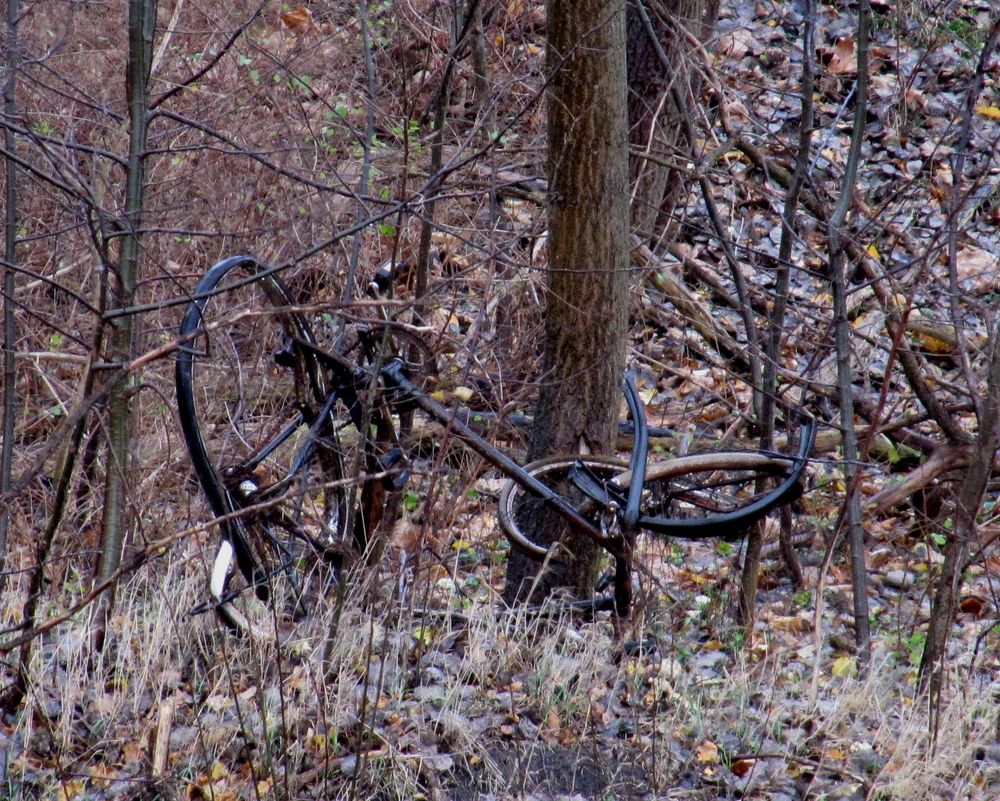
[176,256,349,631]
[497,450,800,607]
[497,455,629,558]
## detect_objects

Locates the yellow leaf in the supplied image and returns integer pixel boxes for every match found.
[865,243,880,259]
[430,390,446,402]
[975,105,1000,120]
[451,386,474,402]
[412,626,434,646]
[56,780,87,801]
[451,539,473,551]
[696,740,720,764]
[916,332,953,354]
[544,707,561,732]
[831,656,858,678]
[210,761,230,781]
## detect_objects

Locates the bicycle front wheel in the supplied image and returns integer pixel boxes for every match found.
[176,256,350,631]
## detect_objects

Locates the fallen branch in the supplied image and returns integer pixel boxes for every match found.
[866,443,971,513]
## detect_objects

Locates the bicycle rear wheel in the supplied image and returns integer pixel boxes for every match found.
[176,256,350,633]
[497,450,802,556]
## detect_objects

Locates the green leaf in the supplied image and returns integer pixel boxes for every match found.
[792,590,811,608]
[885,440,900,465]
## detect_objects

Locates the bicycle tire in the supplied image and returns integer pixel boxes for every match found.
[497,448,805,558]
[175,256,350,631]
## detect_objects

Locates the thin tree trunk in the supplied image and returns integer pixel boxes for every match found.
[626,0,716,240]
[96,0,155,590]
[0,0,20,582]
[919,15,1000,715]
[504,0,630,603]
[918,325,1000,704]
[826,0,872,662]
[744,0,816,615]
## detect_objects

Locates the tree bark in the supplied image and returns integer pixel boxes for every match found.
[0,0,21,583]
[919,309,1000,702]
[504,0,630,604]
[626,0,717,239]
[96,0,155,589]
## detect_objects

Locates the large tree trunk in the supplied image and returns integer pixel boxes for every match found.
[503,0,630,604]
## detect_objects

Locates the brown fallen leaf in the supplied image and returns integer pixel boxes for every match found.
[770,614,811,633]
[544,707,561,734]
[696,740,720,764]
[827,36,857,76]
[281,6,315,36]
[718,29,757,60]
[955,245,1000,293]
[958,595,989,617]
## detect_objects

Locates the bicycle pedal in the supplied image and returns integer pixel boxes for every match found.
[622,637,657,657]
[388,469,410,490]
[378,447,410,489]
[273,343,297,368]
[187,600,215,618]
[379,447,405,469]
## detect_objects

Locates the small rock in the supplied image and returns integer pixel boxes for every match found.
[693,649,731,674]
[884,570,916,590]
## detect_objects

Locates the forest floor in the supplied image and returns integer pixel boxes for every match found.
[2,0,1000,799]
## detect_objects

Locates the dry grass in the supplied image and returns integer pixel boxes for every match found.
[4,554,996,798]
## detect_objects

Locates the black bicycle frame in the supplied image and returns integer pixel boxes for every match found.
[177,255,816,621]
[378,358,815,544]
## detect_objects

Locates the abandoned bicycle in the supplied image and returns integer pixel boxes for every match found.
[175,255,815,633]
